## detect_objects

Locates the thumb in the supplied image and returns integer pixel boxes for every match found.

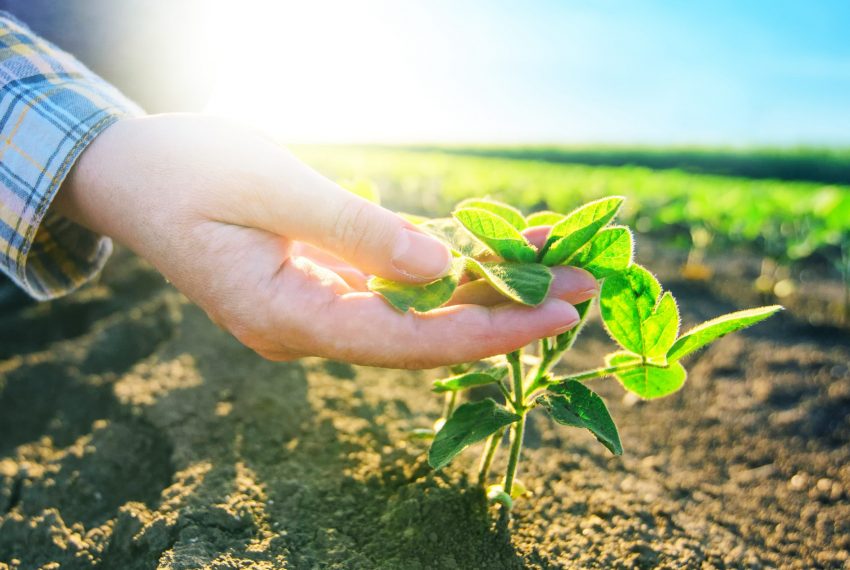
[249,153,452,283]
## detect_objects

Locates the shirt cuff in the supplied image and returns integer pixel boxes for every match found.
[0,12,144,300]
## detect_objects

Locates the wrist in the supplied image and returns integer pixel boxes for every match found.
[54,117,150,246]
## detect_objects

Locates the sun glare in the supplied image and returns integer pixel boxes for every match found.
[200,1,850,145]
[202,0,441,143]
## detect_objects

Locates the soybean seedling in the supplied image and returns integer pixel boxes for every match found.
[369,197,781,509]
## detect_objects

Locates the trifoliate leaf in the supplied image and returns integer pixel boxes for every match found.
[541,197,624,265]
[600,265,680,359]
[457,198,527,230]
[540,381,623,455]
[453,208,537,262]
[428,399,520,470]
[667,305,783,361]
[369,258,464,312]
[466,259,552,306]
[432,366,508,393]
[606,351,686,399]
[526,210,565,227]
[570,226,633,279]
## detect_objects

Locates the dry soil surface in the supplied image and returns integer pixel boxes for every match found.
[0,248,848,569]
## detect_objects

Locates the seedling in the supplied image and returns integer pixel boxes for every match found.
[370,197,781,509]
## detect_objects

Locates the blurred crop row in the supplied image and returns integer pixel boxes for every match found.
[294,145,850,321]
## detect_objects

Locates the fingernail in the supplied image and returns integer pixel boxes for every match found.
[547,300,580,335]
[392,228,452,280]
[552,321,579,335]
[576,288,599,301]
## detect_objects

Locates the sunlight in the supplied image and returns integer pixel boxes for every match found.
[202,0,440,143]
[199,0,850,145]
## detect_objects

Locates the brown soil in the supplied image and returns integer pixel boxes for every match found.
[0,246,848,569]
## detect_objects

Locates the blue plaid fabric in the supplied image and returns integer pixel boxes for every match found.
[0,11,142,300]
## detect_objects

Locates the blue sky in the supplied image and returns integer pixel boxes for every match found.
[205,0,850,145]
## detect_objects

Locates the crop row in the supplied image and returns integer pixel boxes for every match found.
[295,146,849,273]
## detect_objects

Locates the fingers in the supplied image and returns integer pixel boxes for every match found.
[447,266,598,307]
[296,295,579,369]
[548,266,598,304]
[522,225,552,250]
[248,154,452,284]
[292,242,369,290]
[265,259,581,369]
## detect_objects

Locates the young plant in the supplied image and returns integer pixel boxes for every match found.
[370,197,781,509]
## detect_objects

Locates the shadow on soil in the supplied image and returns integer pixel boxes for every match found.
[1,246,848,568]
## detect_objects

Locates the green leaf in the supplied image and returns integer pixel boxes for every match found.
[457,198,527,230]
[606,351,686,399]
[541,196,624,265]
[428,399,521,470]
[432,366,508,393]
[641,292,680,360]
[600,265,680,359]
[540,381,623,455]
[453,208,537,262]
[667,305,783,361]
[369,258,464,312]
[420,217,488,257]
[466,259,552,306]
[569,226,633,279]
[526,210,564,227]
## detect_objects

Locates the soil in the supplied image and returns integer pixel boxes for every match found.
[0,246,848,569]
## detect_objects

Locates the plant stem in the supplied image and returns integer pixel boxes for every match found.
[478,427,504,485]
[500,348,529,498]
[503,413,526,496]
[523,299,595,398]
[539,360,668,390]
[506,350,524,409]
[442,390,458,419]
[478,350,526,489]
[497,381,512,402]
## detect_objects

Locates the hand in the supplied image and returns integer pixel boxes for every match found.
[54,114,597,368]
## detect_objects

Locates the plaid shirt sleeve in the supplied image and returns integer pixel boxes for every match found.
[0,11,143,300]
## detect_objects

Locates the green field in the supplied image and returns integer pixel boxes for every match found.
[294,145,850,269]
[394,145,850,185]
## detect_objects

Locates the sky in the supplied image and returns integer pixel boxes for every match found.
[203,0,850,145]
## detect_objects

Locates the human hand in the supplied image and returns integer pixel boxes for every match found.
[55,114,598,368]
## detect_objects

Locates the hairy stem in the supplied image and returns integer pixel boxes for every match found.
[442,390,458,419]
[503,413,526,496]
[497,381,512,402]
[523,300,595,398]
[506,350,524,409]
[478,427,504,485]
[542,360,667,388]
[500,348,529,499]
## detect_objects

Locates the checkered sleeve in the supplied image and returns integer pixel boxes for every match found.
[0,11,143,300]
